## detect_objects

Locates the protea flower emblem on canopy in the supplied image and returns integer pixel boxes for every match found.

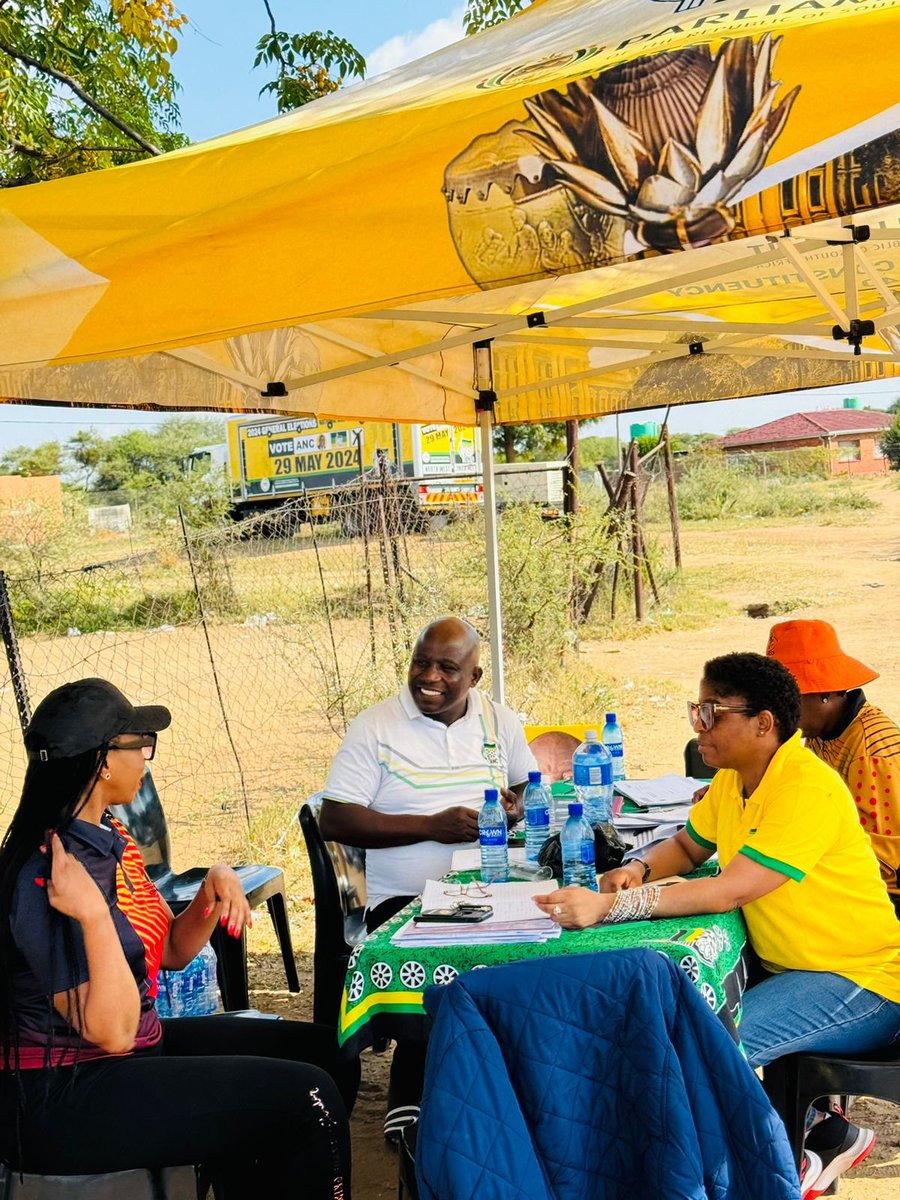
[522,35,799,252]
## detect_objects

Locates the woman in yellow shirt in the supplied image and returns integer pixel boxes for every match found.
[536,652,900,1200]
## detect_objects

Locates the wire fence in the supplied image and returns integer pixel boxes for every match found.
[0,480,495,870]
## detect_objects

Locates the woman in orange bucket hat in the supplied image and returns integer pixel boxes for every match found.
[767,619,900,913]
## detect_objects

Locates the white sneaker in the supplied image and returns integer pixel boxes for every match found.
[804,1114,875,1199]
[800,1149,824,1199]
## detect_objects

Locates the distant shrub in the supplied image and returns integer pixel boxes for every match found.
[673,453,875,521]
[720,448,829,479]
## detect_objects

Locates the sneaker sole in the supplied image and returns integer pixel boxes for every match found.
[800,1150,824,1200]
[805,1128,875,1199]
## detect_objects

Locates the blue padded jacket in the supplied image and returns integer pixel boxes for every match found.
[417,949,800,1200]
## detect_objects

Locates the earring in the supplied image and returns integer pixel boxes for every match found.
[103,771,111,780]
[821,696,829,705]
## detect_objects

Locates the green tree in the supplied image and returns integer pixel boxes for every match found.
[254,0,534,113]
[880,414,900,470]
[67,430,105,489]
[464,0,532,33]
[0,0,189,186]
[888,397,900,415]
[577,435,619,471]
[0,441,63,476]
[83,416,225,491]
[493,422,566,462]
[254,2,365,111]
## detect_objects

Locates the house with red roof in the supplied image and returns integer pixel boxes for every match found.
[719,408,893,476]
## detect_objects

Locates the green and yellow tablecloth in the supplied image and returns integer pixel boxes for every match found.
[338,869,749,1055]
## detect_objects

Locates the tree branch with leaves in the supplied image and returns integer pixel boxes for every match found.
[0,0,188,186]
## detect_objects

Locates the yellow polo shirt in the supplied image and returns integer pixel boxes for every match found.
[686,732,900,1001]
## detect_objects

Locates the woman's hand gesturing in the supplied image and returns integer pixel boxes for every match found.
[200,865,252,938]
[45,833,108,925]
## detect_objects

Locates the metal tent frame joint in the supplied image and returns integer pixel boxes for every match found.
[832,318,876,356]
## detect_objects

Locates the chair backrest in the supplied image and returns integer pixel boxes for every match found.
[298,800,367,1027]
[110,769,171,870]
[684,738,717,781]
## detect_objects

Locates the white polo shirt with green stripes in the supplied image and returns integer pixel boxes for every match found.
[324,685,537,910]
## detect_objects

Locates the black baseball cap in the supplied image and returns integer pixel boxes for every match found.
[24,678,172,762]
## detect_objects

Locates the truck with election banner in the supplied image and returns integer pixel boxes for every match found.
[188,415,481,525]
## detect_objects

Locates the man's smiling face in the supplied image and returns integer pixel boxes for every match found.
[407,619,482,726]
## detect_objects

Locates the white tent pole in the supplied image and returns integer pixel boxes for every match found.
[473,340,505,706]
[777,237,851,329]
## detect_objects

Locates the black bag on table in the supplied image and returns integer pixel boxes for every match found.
[536,822,629,879]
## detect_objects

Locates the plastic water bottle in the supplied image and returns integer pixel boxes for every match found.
[156,942,220,1018]
[523,770,551,861]
[550,788,571,835]
[572,730,614,824]
[602,713,626,782]
[479,787,509,883]
[561,802,598,891]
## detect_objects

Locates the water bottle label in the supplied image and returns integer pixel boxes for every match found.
[480,827,506,847]
[525,807,550,828]
[609,744,624,759]
[573,763,602,786]
[580,843,596,866]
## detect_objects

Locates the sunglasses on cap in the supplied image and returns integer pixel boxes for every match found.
[107,732,158,761]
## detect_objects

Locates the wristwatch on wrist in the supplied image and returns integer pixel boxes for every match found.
[624,857,652,884]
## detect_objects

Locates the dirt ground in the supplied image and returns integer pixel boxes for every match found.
[239,478,900,1199]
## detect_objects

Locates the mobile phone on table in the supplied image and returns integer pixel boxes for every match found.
[413,905,492,923]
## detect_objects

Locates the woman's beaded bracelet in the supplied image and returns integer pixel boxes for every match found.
[601,884,662,925]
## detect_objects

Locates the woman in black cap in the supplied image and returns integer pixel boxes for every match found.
[0,678,353,1199]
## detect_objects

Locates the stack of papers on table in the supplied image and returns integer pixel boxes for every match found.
[392,879,561,947]
[613,775,706,837]
[615,775,708,807]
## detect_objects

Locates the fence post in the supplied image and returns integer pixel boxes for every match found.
[177,508,251,831]
[628,443,646,622]
[662,425,682,570]
[0,571,31,732]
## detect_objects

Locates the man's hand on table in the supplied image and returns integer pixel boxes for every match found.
[534,885,614,929]
[500,786,523,826]
[429,806,481,843]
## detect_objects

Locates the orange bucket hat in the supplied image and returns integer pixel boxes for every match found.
[765,619,878,694]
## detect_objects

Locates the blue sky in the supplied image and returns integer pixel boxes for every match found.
[3,3,898,455]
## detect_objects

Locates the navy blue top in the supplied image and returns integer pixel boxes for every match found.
[8,817,162,1068]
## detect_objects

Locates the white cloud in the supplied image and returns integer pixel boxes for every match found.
[366,5,466,78]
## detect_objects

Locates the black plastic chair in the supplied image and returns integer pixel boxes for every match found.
[298,800,367,1027]
[764,1046,900,1170]
[112,772,299,1011]
[0,1164,198,1199]
[684,737,717,780]
[397,1121,419,1200]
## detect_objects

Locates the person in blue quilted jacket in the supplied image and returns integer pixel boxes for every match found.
[536,652,900,1200]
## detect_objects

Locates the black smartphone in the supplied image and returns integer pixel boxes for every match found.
[413,905,492,924]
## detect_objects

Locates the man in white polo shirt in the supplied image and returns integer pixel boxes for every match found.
[320,616,536,1142]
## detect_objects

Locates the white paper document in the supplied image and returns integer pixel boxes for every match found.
[614,775,708,808]
[625,823,683,850]
[421,878,557,921]
[614,804,694,829]
[391,879,560,947]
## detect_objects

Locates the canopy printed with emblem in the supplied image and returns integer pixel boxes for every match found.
[1,0,899,426]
